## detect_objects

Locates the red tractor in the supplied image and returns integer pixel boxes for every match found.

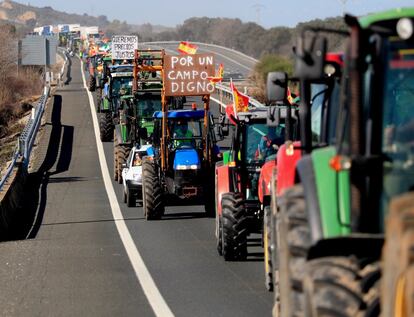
[263,52,344,296]
[215,106,295,261]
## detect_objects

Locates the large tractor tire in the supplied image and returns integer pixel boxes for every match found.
[221,192,248,261]
[99,113,113,142]
[88,76,96,92]
[303,257,380,317]
[278,184,310,317]
[263,205,273,292]
[116,145,130,184]
[382,192,414,317]
[142,160,164,220]
[96,88,102,110]
[216,214,223,256]
[113,132,119,182]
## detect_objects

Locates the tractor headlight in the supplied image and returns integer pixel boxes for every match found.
[397,18,413,40]
[176,164,200,170]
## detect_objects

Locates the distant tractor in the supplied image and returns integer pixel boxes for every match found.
[214,106,296,261]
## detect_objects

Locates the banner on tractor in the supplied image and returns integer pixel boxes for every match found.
[163,54,215,96]
[111,35,138,60]
[231,81,249,115]
[177,41,198,55]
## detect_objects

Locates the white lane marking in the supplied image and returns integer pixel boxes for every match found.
[80,60,174,317]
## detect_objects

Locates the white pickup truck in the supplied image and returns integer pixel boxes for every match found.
[122,144,153,207]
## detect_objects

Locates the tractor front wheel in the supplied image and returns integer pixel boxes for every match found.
[99,113,113,142]
[221,192,247,261]
[263,205,273,292]
[303,257,380,317]
[116,145,130,184]
[142,160,164,220]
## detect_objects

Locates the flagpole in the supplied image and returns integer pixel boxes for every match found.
[230,78,237,117]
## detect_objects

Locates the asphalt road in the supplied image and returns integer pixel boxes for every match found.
[0,51,272,316]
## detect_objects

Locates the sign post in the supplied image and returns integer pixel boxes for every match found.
[111,35,138,60]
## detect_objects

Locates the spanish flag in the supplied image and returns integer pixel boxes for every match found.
[208,64,224,83]
[231,81,249,115]
[178,41,198,55]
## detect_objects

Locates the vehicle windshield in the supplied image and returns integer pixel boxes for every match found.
[244,123,285,164]
[137,97,162,118]
[381,37,414,216]
[310,83,328,144]
[111,77,133,96]
[132,150,147,166]
[170,118,203,148]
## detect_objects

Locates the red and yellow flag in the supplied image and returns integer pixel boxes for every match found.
[231,81,249,115]
[208,63,224,83]
[177,41,198,55]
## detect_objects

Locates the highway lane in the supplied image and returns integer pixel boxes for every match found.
[0,49,271,316]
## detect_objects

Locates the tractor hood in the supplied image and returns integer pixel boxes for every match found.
[173,148,200,170]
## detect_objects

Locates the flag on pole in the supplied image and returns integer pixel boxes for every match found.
[230,79,249,116]
[208,63,224,83]
[177,41,198,55]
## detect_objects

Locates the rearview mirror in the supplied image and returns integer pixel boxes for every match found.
[267,72,288,103]
[294,35,326,80]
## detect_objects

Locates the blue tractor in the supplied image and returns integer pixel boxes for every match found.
[141,104,220,220]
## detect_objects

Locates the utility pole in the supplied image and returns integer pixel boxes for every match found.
[338,0,348,14]
[251,3,265,26]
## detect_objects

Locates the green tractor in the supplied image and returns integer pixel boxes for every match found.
[113,50,164,184]
[274,8,414,317]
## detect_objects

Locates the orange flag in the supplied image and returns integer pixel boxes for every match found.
[177,41,198,55]
[231,81,249,115]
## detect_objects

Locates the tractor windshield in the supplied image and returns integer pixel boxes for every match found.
[244,123,285,164]
[381,37,414,214]
[170,118,203,149]
[111,77,133,96]
[137,97,162,118]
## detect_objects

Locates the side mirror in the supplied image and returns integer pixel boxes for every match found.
[267,72,288,103]
[294,35,326,80]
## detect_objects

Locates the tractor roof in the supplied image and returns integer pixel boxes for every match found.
[153,110,205,119]
[359,7,414,29]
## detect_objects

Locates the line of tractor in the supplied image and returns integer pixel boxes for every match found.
[71,7,414,316]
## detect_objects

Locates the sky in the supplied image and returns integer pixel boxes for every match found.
[19,0,414,29]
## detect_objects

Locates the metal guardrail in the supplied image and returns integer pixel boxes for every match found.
[215,83,264,109]
[0,49,68,191]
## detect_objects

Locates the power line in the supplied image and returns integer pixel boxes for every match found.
[251,3,266,26]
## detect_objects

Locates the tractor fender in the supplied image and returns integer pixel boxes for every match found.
[276,141,302,196]
[215,162,230,217]
[258,159,275,205]
[296,156,323,243]
[307,234,384,261]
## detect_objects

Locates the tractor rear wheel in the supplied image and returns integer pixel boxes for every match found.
[99,113,113,142]
[382,192,414,317]
[142,159,164,220]
[263,205,273,292]
[221,192,248,261]
[88,76,96,92]
[303,257,380,317]
[116,145,130,184]
[278,184,309,317]
[216,214,223,256]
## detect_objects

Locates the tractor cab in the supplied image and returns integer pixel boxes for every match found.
[151,109,215,199]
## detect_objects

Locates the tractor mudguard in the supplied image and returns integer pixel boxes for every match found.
[215,163,231,217]
[296,156,324,243]
[258,159,275,205]
[310,146,351,238]
[100,98,110,112]
[276,141,302,196]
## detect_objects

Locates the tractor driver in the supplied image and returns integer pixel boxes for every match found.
[256,127,285,160]
[173,120,194,148]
